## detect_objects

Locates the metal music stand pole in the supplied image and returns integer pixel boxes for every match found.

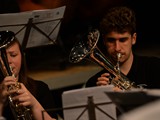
[87,96,96,120]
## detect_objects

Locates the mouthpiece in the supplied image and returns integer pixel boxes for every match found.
[116,53,121,75]
[117,53,121,60]
[10,66,15,78]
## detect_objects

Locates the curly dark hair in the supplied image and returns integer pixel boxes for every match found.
[100,6,136,35]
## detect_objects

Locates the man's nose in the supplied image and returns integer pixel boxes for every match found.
[115,41,121,51]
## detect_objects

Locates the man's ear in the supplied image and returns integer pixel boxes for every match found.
[132,33,137,45]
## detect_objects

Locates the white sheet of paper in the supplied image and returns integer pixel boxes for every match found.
[0,6,66,48]
[62,85,117,120]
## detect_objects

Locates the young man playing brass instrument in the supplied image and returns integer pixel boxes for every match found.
[85,6,160,90]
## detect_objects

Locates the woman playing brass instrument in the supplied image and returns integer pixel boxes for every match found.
[85,6,160,90]
[0,31,57,120]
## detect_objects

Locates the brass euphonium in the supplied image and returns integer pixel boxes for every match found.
[69,29,138,90]
[0,31,32,120]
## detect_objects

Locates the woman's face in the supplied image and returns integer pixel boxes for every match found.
[6,42,22,79]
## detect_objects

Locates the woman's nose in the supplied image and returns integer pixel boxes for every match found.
[7,55,12,64]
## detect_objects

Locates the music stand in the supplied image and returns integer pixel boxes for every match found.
[105,89,160,114]
[119,99,160,120]
[0,6,66,50]
[61,85,117,120]
[41,89,160,120]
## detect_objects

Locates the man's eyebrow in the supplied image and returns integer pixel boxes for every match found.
[105,37,116,40]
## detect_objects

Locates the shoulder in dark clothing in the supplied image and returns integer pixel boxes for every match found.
[27,77,58,119]
[129,54,160,89]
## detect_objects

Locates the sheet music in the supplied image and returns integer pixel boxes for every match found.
[62,85,117,120]
[0,6,66,48]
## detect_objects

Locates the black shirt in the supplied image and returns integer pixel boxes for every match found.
[85,54,160,89]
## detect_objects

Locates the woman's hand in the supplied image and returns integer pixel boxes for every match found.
[0,75,35,109]
[0,76,17,104]
[0,84,7,104]
[0,76,37,110]
[10,83,36,108]
[10,83,55,120]
[0,76,17,116]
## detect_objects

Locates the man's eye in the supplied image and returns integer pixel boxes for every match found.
[119,38,127,42]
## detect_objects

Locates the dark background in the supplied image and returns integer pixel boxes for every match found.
[0,0,159,70]
[0,0,160,118]
[26,0,160,70]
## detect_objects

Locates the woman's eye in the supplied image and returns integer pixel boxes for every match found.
[10,54,17,57]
